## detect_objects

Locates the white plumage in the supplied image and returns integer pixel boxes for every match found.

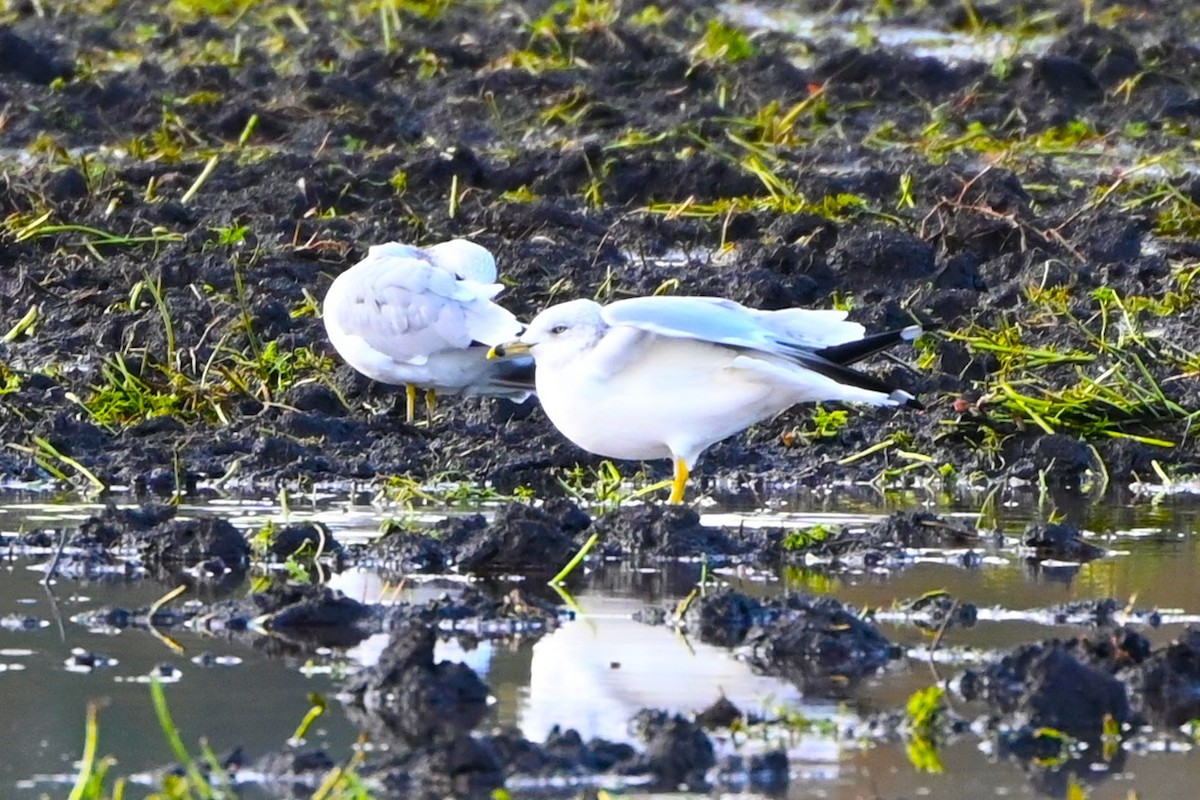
[491,295,926,503]
[323,239,533,420]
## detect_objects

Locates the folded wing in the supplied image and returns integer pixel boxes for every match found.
[600,295,926,409]
[325,244,522,367]
[601,295,867,353]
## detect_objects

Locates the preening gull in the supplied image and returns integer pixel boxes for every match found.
[323,239,533,422]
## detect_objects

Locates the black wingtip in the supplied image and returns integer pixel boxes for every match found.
[892,390,925,411]
[913,320,942,335]
[813,320,937,366]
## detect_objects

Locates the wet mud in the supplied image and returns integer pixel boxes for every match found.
[0,0,1196,496]
[9,498,1200,794]
[690,587,901,694]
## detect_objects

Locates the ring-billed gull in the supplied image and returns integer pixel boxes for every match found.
[490,295,928,503]
[323,239,533,422]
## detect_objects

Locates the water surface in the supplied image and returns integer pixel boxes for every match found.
[2,488,1199,798]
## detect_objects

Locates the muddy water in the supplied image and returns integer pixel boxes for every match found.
[2,491,1199,798]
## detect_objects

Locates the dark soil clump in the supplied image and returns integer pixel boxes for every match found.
[344,623,491,745]
[137,517,250,578]
[341,617,729,795]
[957,630,1148,739]
[20,503,249,583]
[689,588,898,694]
[786,511,988,571]
[628,710,716,791]
[365,500,592,575]
[443,500,591,574]
[1022,521,1107,562]
[1124,626,1200,727]
[900,591,979,633]
[592,505,778,562]
[266,522,344,562]
[73,503,180,547]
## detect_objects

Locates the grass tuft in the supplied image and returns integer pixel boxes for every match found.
[943,265,1198,449]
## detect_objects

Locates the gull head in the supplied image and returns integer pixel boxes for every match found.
[423,239,498,283]
[488,299,607,364]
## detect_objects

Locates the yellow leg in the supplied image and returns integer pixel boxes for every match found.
[405,384,417,423]
[667,459,689,504]
[424,388,437,425]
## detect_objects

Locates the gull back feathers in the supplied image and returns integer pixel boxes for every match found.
[324,240,522,368]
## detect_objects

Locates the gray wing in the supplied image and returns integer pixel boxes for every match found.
[600,296,867,356]
[600,295,925,406]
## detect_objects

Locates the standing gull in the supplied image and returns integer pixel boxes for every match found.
[323,239,533,422]
[490,295,928,503]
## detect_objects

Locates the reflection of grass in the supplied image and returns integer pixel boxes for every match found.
[775,705,839,737]
[781,565,841,595]
[904,685,946,774]
[70,678,368,799]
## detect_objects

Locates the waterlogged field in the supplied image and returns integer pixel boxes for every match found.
[2,0,1200,797]
[0,486,1198,799]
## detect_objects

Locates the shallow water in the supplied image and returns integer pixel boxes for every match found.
[719,1,1059,67]
[2,489,1200,798]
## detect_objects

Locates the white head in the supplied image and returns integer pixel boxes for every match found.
[515,299,608,365]
[423,239,498,283]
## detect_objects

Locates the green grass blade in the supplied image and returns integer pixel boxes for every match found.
[67,704,100,800]
[150,676,215,799]
[550,532,600,585]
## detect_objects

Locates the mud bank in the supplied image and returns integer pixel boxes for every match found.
[0,0,1196,498]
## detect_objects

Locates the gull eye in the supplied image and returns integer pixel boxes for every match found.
[550,324,569,335]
